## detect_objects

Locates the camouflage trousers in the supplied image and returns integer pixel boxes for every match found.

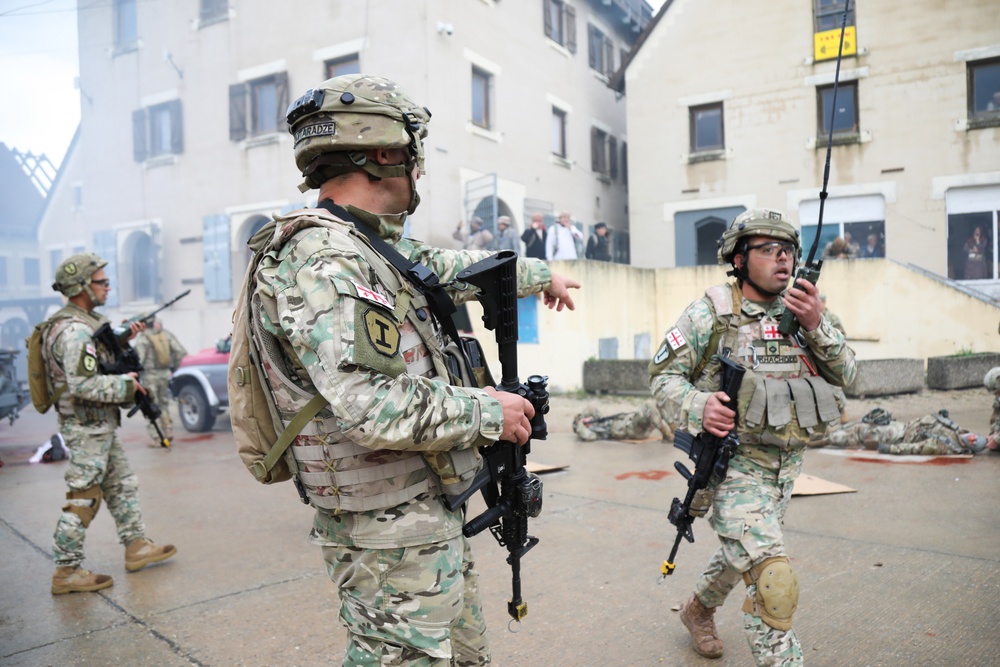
[322,535,489,666]
[143,370,174,445]
[53,427,146,567]
[572,403,671,441]
[826,420,965,455]
[694,445,804,667]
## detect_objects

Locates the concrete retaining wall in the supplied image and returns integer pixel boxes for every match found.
[926,353,1000,390]
[582,360,650,394]
[844,358,925,398]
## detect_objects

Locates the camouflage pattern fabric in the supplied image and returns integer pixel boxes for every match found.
[991,396,1000,446]
[255,205,553,665]
[321,535,487,666]
[42,303,145,567]
[651,282,856,667]
[132,329,187,444]
[572,403,671,441]
[826,413,980,455]
[53,429,145,566]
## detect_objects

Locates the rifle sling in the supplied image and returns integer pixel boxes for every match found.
[316,199,474,377]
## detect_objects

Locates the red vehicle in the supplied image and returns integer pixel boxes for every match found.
[169,336,230,432]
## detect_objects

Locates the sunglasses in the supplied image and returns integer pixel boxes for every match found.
[90,279,111,287]
[746,241,796,258]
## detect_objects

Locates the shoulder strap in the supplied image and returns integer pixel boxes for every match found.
[692,283,742,379]
[316,200,467,352]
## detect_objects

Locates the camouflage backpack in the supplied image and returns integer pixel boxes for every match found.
[230,221,329,485]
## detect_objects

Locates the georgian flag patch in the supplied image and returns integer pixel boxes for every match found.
[762,321,783,340]
[665,328,687,351]
[85,344,97,357]
[352,281,392,309]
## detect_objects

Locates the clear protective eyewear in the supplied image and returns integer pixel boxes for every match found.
[747,241,797,259]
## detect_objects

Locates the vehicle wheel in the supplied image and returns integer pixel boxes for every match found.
[178,384,216,432]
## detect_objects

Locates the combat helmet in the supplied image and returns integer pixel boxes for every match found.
[717,208,800,266]
[52,253,107,299]
[984,366,1000,392]
[286,74,430,213]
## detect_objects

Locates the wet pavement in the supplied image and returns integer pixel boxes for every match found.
[1,394,998,666]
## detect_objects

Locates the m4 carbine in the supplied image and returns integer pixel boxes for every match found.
[91,290,190,448]
[443,250,548,627]
[662,355,745,576]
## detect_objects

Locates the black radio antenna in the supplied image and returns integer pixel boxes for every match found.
[779,0,852,335]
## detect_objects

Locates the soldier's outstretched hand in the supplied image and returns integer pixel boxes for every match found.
[542,273,581,312]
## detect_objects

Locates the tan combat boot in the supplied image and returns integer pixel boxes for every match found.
[125,538,177,572]
[679,594,724,659]
[51,566,114,595]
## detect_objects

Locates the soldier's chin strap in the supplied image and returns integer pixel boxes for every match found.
[727,254,784,300]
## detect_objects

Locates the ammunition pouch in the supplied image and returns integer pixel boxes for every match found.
[63,485,103,527]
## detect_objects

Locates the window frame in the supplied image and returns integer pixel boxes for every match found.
[228,72,290,142]
[199,0,228,24]
[113,0,138,51]
[813,0,855,33]
[543,0,576,53]
[325,54,361,79]
[967,57,1000,128]
[689,102,725,154]
[590,126,617,180]
[132,100,184,162]
[816,81,859,143]
[472,67,492,130]
[551,106,567,158]
[587,24,614,78]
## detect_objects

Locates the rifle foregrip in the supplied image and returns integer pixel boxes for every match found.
[464,502,506,538]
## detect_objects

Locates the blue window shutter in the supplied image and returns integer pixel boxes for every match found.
[203,214,231,301]
[93,230,119,308]
[517,296,538,344]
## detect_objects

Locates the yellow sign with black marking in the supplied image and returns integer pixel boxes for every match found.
[814,25,856,62]
[363,308,400,357]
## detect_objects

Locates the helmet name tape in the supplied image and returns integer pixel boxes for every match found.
[294,121,336,143]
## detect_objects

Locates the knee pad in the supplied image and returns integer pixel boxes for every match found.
[741,556,799,631]
[63,485,103,527]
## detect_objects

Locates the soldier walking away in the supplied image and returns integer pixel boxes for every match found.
[649,209,857,665]
[131,317,187,447]
[44,254,176,595]
[245,74,580,666]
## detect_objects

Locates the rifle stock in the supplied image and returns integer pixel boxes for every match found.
[662,356,745,576]
[443,250,548,624]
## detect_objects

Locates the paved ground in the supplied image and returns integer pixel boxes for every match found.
[1,387,998,666]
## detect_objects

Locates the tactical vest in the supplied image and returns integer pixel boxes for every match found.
[145,331,173,369]
[251,210,482,513]
[43,305,121,424]
[696,284,841,448]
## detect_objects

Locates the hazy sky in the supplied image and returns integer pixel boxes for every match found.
[0,0,79,169]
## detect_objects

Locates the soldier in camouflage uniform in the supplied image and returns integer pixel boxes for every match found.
[650,210,857,665]
[572,403,673,441]
[985,367,1000,452]
[249,74,580,667]
[131,317,187,446]
[823,408,986,454]
[44,254,176,595]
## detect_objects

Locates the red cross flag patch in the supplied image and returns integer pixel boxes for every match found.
[352,281,392,309]
[762,321,782,340]
[666,327,687,351]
